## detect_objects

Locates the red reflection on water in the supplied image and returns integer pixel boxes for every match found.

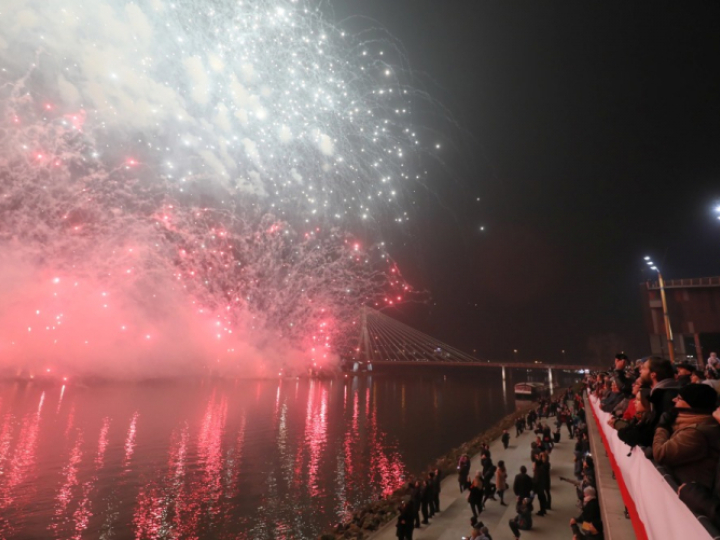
[133,394,229,539]
[0,413,14,474]
[50,430,83,538]
[70,417,111,540]
[64,404,75,439]
[123,412,139,469]
[304,382,328,498]
[0,392,44,511]
[133,425,190,540]
[197,394,228,508]
[56,385,66,414]
[95,417,111,469]
[224,412,246,498]
[366,386,406,497]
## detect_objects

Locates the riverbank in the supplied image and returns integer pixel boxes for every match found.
[320,401,535,540]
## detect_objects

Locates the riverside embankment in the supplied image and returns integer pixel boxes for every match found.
[321,401,534,540]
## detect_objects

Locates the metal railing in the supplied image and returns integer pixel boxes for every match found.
[646,276,720,289]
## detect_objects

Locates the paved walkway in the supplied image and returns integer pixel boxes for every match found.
[369,417,581,540]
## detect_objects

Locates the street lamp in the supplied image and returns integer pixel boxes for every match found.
[715,205,720,220]
[513,349,518,363]
[644,256,676,363]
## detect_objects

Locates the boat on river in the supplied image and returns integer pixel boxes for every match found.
[514,381,549,399]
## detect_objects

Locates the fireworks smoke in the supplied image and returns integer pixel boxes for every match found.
[0,0,425,378]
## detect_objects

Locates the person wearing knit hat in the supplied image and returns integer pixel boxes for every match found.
[677,383,718,412]
[653,384,720,489]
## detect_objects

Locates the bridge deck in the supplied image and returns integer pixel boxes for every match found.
[370,360,588,370]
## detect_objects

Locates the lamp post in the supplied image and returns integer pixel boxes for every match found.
[644,256,676,363]
[513,349,518,363]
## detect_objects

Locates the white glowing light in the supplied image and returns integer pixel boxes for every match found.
[0,0,426,376]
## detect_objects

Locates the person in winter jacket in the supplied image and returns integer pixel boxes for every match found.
[678,405,720,528]
[653,383,720,489]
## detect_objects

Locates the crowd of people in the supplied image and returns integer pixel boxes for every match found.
[393,350,720,540]
[503,391,602,540]
[589,352,720,531]
[394,387,602,540]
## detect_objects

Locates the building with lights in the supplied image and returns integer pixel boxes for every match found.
[641,276,720,365]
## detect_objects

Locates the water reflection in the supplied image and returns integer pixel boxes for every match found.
[50,429,83,538]
[0,390,44,538]
[0,371,540,539]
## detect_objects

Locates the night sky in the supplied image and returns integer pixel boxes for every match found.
[332,1,720,363]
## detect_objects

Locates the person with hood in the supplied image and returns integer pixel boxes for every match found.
[640,356,680,424]
[653,383,720,488]
[569,486,602,539]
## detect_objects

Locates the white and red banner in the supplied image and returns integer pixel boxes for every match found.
[588,396,713,540]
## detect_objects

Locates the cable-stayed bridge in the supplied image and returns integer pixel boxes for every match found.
[354,307,589,377]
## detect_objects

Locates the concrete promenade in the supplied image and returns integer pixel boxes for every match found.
[369,417,582,540]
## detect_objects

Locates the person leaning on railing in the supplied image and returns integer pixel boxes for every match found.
[614,388,655,451]
[653,384,720,490]
[676,404,720,529]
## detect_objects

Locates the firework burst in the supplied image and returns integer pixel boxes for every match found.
[0,0,427,377]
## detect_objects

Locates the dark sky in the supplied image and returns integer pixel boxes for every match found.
[332,1,720,362]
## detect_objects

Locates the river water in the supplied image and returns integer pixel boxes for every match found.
[0,370,555,539]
